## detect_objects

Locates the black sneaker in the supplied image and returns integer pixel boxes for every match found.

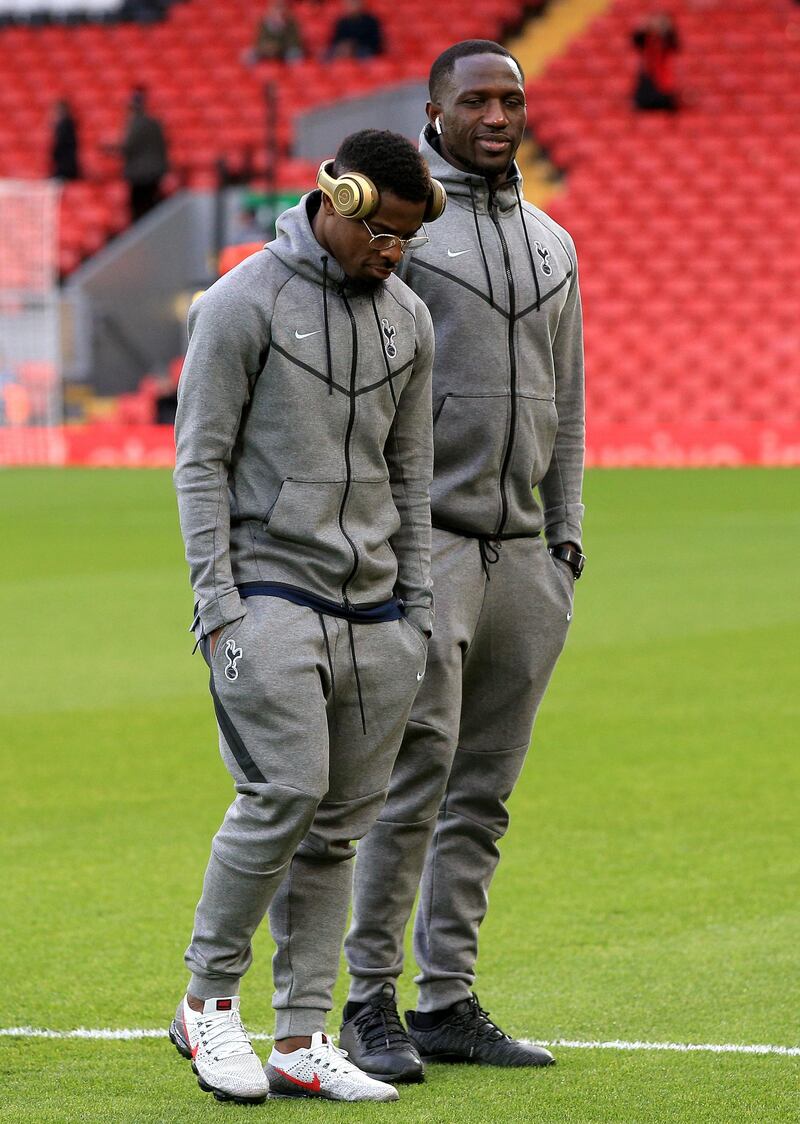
[339,983,425,1084]
[406,994,555,1068]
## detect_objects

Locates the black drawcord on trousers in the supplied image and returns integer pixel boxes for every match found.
[347,621,367,735]
[317,613,367,735]
[477,537,502,579]
[317,612,339,732]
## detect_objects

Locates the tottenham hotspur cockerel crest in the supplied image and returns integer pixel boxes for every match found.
[224,638,243,681]
[381,317,397,359]
[534,240,552,276]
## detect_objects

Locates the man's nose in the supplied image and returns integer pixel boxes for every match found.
[380,242,404,264]
[482,99,509,127]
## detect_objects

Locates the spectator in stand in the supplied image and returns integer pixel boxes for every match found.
[232,202,267,245]
[120,88,169,222]
[248,1,303,63]
[51,99,80,181]
[327,0,383,59]
[632,11,680,111]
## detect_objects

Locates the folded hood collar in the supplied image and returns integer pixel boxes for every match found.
[267,191,350,289]
[420,126,522,213]
[420,126,542,311]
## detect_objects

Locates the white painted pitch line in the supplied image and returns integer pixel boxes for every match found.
[1,1028,172,1041]
[1,1028,798,1057]
[524,1038,800,1057]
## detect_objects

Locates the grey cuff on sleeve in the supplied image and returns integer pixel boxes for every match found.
[404,604,433,638]
[545,524,582,551]
[198,590,247,635]
[544,504,585,552]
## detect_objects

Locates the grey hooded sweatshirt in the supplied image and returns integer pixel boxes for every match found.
[400,131,585,546]
[174,193,435,638]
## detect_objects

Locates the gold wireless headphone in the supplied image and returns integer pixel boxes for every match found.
[317,160,447,223]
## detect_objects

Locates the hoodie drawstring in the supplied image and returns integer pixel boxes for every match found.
[513,182,541,311]
[468,182,495,307]
[321,255,334,394]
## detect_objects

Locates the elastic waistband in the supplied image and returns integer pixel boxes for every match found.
[237,581,403,623]
[431,520,541,542]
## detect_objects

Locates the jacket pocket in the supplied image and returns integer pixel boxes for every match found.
[550,555,575,606]
[263,477,400,600]
[265,478,345,556]
[401,614,429,652]
[339,476,401,597]
[506,395,559,517]
[202,614,246,668]
[431,393,508,528]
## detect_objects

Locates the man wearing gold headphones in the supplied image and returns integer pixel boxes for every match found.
[343,41,586,1080]
[171,129,446,1104]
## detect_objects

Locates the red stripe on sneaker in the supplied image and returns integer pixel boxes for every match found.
[181,1009,196,1058]
[275,1068,321,1092]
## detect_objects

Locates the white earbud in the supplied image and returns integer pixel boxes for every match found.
[434,116,443,136]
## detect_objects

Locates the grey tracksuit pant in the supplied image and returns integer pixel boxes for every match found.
[345,530,573,1011]
[184,595,428,1037]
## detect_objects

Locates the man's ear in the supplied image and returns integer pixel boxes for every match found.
[425,101,440,126]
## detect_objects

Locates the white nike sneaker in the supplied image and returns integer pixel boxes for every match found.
[265,1031,400,1101]
[168,995,269,1104]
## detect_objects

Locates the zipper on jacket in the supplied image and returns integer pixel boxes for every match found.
[338,293,360,606]
[490,193,517,537]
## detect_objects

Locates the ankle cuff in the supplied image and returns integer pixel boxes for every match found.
[189,974,241,1001]
[274,1007,327,1038]
[415,981,470,1012]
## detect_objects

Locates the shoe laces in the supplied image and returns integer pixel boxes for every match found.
[197,1007,256,1061]
[307,1034,353,1077]
[449,995,510,1051]
[353,992,410,1050]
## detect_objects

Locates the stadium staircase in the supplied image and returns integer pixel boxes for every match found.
[507,0,616,206]
[524,0,800,449]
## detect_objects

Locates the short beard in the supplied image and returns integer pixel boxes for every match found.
[464,153,513,182]
[343,274,384,295]
[442,139,514,183]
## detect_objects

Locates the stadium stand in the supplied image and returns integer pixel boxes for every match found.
[2,0,798,464]
[0,0,533,276]
[525,0,800,436]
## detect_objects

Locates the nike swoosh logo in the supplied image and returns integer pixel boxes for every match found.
[295,329,322,339]
[417,670,425,681]
[275,1068,321,1092]
[447,249,470,257]
[191,1044,199,1059]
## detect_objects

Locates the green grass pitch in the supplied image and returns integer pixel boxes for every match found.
[1,467,798,1123]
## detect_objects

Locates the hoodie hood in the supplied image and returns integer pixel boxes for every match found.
[267,190,350,289]
[419,126,522,214]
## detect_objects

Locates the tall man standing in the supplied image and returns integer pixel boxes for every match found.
[341,42,586,1081]
[171,130,445,1105]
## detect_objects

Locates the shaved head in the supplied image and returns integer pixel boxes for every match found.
[429,39,523,103]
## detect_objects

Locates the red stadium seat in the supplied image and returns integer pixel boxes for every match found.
[527,0,798,428]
